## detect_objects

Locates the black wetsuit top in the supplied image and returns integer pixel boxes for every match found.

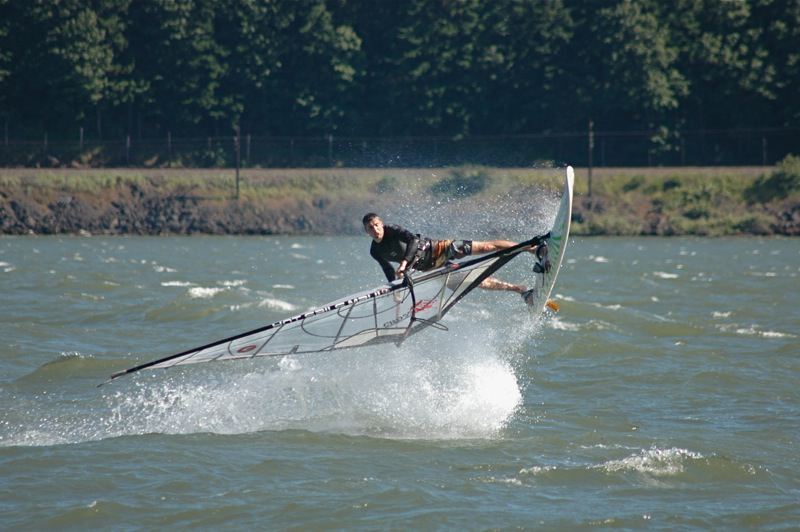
[369,224,420,282]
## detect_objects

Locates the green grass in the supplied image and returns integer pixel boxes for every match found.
[2,163,797,236]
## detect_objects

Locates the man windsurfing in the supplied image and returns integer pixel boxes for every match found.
[362,212,544,306]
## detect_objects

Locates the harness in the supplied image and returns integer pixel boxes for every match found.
[410,237,432,271]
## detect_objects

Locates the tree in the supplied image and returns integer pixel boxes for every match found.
[565,0,687,131]
[667,0,779,129]
[0,0,118,136]
[125,0,230,135]
[0,0,10,122]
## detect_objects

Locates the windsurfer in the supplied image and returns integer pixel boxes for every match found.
[362,213,542,305]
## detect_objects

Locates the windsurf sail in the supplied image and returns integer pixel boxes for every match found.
[103,167,573,385]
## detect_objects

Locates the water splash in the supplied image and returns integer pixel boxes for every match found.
[1,321,533,446]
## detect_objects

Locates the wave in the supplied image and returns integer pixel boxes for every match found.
[258,298,297,312]
[598,446,702,476]
[188,287,225,299]
[510,446,769,485]
[1,329,526,446]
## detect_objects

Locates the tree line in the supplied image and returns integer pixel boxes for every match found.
[0,0,798,162]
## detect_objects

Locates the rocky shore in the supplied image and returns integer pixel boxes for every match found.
[1,166,798,237]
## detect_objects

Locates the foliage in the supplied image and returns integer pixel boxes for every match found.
[0,0,797,150]
[746,154,800,203]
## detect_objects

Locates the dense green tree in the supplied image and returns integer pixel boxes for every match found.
[124,0,230,135]
[565,0,687,132]
[0,0,119,135]
[746,0,800,127]
[391,0,495,135]
[474,0,572,133]
[0,0,10,122]
[0,0,796,161]
[667,0,777,129]
[266,0,360,134]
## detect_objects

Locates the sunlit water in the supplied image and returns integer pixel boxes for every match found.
[1,234,798,529]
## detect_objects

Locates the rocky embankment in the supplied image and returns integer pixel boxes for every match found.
[0,174,366,235]
[1,166,799,236]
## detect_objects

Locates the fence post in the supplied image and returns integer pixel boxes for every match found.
[246,134,251,164]
[79,127,84,151]
[587,120,594,197]
[4,116,8,146]
[167,131,172,166]
[234,124,241,200]
[327,134,333,167]
[44,132,48,153]
[126,134,131,165]
[762,136,767,166]
[681,136,686,165]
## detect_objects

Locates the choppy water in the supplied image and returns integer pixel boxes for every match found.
[1,234,798,529]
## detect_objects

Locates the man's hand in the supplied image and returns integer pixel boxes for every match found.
[395,260,408,279]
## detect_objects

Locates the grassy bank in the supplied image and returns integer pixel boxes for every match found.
[1,162,798,236]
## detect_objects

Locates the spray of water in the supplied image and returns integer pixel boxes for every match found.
[99,323,525,441]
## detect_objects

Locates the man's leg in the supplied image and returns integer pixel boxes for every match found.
[478,276,526,293]
[471,240,539,255]
[480,277,537,307]
[470,240,517,254]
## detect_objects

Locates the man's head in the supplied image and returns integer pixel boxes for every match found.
[362,212,384,242]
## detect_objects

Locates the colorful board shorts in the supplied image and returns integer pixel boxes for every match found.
[428,239,473,269]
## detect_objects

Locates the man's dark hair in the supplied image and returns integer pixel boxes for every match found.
[362,212,380,225]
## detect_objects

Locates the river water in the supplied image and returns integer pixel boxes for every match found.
[1,234,798,529]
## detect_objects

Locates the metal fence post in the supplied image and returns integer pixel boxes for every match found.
[167,131,172,166]
[587,120,594,197]
[327,134,333,167]
[126,134,131,165]
[235,125,241,200]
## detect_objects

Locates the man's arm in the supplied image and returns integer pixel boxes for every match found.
[371,247,397,282]
[395,226,419,277]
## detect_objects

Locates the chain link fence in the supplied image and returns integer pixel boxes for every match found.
[0,127,797,168]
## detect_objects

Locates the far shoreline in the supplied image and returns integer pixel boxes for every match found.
[1,165,798,237]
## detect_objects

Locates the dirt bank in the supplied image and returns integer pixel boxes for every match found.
[1,167,798,236]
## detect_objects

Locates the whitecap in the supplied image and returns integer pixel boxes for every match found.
[272,284,295,290]
[600,447,702,476]
[188,287,225,298]
[221,280,246,287]
[258,298,297,312]
[712,311,732,318]
[732,326,795,339]
[591,302,622,311]
[548,318,580,331]
[762,330,792,338]
[519,465,557,476]
[653,271,679,279]
[161,281,195,287]
[591,255,609,263]
[750,271,777,277]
